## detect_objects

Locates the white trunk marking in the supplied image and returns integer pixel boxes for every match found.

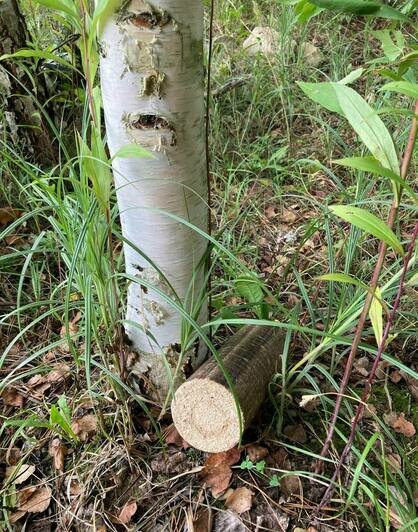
[100,0,207,394]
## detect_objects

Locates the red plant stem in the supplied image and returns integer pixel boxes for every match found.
[317,221,418,511]
[316,100,418,472]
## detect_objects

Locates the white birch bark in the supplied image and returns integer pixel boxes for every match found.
[99,0,207,397]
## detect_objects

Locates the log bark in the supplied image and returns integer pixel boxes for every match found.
[99,0,208,398]
[0,0,54,164]
[171,325,284,452]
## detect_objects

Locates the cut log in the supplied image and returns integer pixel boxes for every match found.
[171,325,284,452]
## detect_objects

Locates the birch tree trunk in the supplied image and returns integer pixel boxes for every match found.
[0,0,54,163]
[100,0,207,397]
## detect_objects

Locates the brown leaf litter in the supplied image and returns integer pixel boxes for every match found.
[116,500,138,525]
[225,486,253,514]
[49,438,67,471]
[10,485,52,523]
[165,423,190,449]
[283,423,307,443]
[71,414,98,441]
[384,412,416,437]
[5,464,35,485]
[201,447,241,496]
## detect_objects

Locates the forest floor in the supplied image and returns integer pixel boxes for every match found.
[1,1,418,531]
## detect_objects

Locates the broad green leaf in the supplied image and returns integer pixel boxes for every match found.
[309,0,407,19]
[381,81,418,100]
[32,0,78,18]
[301,82,399,174]
[369,287,383,345]
[295,0,322,22]
[372,30,405,61]
[407,272,418,286]
[235,276,268,319]
[31,0,81,30]
[91,0,120,38]
[398,51,418,74]
[50,396,78,440]
[78,132,112,210]
[333,156,418,204]
[332,83,399,174]
[318,272,388,312]
[57,395,72,424]
[329,205,404,255]
[333,156,400,181]
[297,82,343,114]
[111,144,153,161]
[317,272,369,291]
[0,50,76,73]
[339,68,364,85]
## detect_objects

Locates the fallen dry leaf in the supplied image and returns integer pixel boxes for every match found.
[71,414,98,441]
[201,447,242,495]
[201,463,232,496]
[245,444,268,462]
[1,387,25,407]
[60,312,81,351]
[165,424,190,449]
[251,501,290,531]
[225,487,253,514]
[0,207,22,225]
[49,438,66,471]
[384,412,416,437]
[150,450,190,475]
[46,363,71,383]
[265,205,277,219]
[280,208,297,224]
[191,507,213,532]
[5,234,26,246]
[361,403,377,420]
[9,510,26,524]
[354,356,370,377]
[68,479,83,497]
[5,464,35,485]
[204,448,241,469]
[213,510,245,532]
[389,370,403,384]
[269,447,289,469]
[5,447,22,466]
[18,486,52,513]
[283,424,307,443]
[26,364,71,400]
[280,474,302,496]
[117,500,137,525]
[376,360,390,379]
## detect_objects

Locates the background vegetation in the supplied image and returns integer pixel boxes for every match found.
[0,0,417,530]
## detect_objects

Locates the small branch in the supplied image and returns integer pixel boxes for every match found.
[316,221,418,512]
[316,100,418,472]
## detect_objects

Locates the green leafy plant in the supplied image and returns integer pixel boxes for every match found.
[49,395,79,441]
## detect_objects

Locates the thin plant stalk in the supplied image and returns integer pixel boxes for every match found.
[316,221,418,511]
[316,100,418,471]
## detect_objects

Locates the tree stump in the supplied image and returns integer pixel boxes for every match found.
[171,325,284,452]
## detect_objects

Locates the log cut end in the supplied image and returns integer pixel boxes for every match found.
[172,378,242,453]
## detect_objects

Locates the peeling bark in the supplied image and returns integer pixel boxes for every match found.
[100,0,207,397]
[0,0,54,163]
